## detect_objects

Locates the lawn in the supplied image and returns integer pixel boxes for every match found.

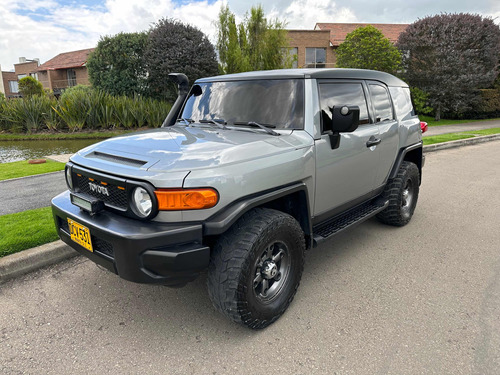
[0,207,59,257]
[423,127,500,145]
[0,159,65,181]
[0,130,132,141]
[419,115,500,127]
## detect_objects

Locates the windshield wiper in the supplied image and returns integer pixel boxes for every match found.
[176,118,194,124]
[199,119,227,130]
[232,121,280,136]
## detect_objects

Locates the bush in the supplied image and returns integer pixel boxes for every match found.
[19,76,45,97]
[410,87,433,116]
[0,95,51,132]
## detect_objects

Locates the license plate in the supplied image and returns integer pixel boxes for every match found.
[67,218,93,252]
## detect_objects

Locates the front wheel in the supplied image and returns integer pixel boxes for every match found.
[377,161,420,226]
[207,208,305,329]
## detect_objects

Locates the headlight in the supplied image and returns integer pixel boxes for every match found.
[65,166,73,190]
[131,187,153,218]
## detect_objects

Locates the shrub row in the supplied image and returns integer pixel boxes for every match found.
[0,86,172,133]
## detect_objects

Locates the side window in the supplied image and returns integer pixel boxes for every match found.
[388,86,415,121]
[319,83,370,128]
[369,84,393,122]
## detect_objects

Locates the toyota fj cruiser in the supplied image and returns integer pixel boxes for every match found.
[52,68,424,329]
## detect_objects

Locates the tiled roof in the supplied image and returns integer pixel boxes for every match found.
[34,48,94,72]
[315,23,409,46]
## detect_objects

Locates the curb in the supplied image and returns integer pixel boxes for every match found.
[423,133,500,153]
[0,240,78,284]
[1,133,499,283]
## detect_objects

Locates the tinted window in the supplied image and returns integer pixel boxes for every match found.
[319,83,369,125]
[369,84,393,122]
[181,79,304,129]
[389,86,415,121]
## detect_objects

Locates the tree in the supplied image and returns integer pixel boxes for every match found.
[397,13,500,120]
[144,18,218,101]
[336,25,402,74]
[216,5,293,74]
[18,76,45,97]
[87,32,148,97]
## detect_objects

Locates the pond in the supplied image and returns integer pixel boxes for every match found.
[0,139,102,163]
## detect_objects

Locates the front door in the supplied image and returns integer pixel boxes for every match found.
[313,80,380,220]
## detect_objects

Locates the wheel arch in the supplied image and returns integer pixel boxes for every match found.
[389,142,423,184]
[203,182,313,249]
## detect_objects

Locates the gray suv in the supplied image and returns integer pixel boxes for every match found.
[52,68,424,329]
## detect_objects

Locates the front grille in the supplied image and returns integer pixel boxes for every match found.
[75,173,128,210]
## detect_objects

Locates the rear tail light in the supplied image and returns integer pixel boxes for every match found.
[420,121,428,133]
[155,188,219,210]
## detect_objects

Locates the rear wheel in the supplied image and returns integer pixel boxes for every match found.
[377,161,420,226]
[207,208,305,329]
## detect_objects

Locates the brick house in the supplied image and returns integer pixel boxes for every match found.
[287,23,409,68]
[34,48,94,95]
[0,58,40,98]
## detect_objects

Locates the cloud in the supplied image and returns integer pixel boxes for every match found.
[1,0,499,71]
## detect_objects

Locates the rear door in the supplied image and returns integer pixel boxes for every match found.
[313,80,380,220]
[367,82,400,188]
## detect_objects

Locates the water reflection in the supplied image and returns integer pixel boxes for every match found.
[0,139,101,163]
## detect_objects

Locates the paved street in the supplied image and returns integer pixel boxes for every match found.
[1,140,499,374]
[0,171,66,215]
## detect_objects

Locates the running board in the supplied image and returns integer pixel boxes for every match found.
[312,198,389,246]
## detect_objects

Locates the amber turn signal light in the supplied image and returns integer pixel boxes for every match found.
[155,188,219,210]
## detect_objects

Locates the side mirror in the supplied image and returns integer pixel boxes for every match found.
[331,105,360,133]
[324,105,360,150]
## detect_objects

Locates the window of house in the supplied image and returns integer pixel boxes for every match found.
[17,74,27,80]
[67,69,77,87]
[305,48,326,68]
[318,82,370,127]
[369,84,394,122]
[9,80,19,93]
[289,47,298,68]
[30,73,38,81]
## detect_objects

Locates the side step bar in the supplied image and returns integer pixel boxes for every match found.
[312,198,389,246]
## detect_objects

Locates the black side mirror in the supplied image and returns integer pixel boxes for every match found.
[324,105,360,150]
[331,105,360,133]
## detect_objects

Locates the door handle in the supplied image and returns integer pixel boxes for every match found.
[366,136,381,147]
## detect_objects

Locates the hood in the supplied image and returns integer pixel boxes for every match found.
[72,125,309,174]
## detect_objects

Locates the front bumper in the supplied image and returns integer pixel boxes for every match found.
[51,191,210,286]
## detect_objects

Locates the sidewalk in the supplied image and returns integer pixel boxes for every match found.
[422,119,500,137]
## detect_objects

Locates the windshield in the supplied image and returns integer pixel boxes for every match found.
[180,79,304,129]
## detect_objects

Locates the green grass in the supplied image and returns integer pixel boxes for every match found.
[0,130,133,141]
[0,207,59,257]
[423,127,500,145]
[0,159,65,181]
[419,115,500,127]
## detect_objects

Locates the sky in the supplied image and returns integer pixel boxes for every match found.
[0,0,499,71]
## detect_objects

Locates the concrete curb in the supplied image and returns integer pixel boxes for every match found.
[423,133,500,153]
[0,240,78,284]
[1,133,499,283]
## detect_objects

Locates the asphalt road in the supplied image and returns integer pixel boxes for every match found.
[1,140,499,375]
[0,171,66,215]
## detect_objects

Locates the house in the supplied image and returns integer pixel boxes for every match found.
[0,58,40,98]
[287,23,409,68]
[33,48,94,95]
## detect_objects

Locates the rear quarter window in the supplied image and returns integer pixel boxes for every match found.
[389,87,415,121]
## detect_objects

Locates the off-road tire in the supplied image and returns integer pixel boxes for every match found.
[207,208,305,329]
[377,161,420,227]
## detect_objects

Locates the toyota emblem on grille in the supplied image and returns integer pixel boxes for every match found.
[89,182,110,196]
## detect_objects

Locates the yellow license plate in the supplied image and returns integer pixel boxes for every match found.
[67,218,93,252]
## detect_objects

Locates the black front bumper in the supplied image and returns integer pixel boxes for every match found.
[52,191,210,286]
